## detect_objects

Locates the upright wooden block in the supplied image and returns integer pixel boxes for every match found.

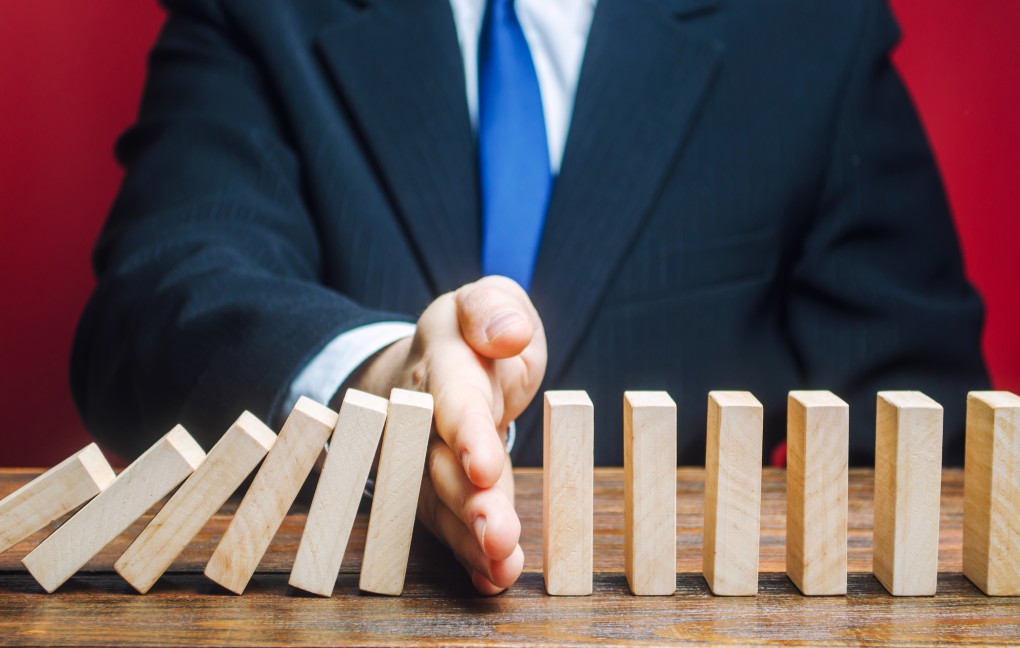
[623,391,676,596]
[0,444,115,556]
[359,388,434,595]
[115,412,277,594]
[204,397,337,594]
[291,389,388,597]
[873,391,943,596]
[703,391,763,596]
[22,427,205,593]
[786,390,849,596]
[963,391,1020,596]
[543,390,594,596]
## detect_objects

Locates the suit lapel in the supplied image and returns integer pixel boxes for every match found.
[531,0,723,387]
[316,0,480,294]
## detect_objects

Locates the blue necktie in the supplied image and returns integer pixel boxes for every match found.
[478,0,552,292]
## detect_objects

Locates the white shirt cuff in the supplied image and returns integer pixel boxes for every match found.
[283,322,416,420]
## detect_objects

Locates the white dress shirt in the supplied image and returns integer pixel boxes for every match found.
[284,0,598,433]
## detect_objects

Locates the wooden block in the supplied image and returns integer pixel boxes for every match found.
[204,397,337,595]
[290,389,388,597]
[359,388,434,596]
[785,390,848,596]
[543,390,594,596]
[22,427,205,593]
[115,412,277,593]
[0,444,115,556]
[963,390,1020,596]
[623,391,676,596]
[873,391,943,596]
[703,391,763,596]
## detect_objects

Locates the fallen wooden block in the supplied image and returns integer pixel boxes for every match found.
[115,412,277,594]
[786,390,849,596]
[963,390,1020,596]
[873,391,943,596]
[624,391,676,596]
[290,389,388,597]
[205,397,337,595]
[544,390,594,596]
[22,427,205,593]
[0,443,115,556]
[359,388,434,596]
[703,390,763,596]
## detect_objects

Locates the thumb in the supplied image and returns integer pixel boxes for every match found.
[455,277,534,360]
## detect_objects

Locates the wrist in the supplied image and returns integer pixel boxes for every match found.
[340,336,414,403]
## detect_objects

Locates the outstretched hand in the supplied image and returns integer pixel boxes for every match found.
[352,276,547,594]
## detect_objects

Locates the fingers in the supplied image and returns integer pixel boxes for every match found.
[455,276,536,360]
[427,439,520,560]
[418,470,525,593]
[429,349,506,488]
[454,277,549,429]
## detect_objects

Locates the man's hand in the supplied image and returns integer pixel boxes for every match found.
[351,276,546,594]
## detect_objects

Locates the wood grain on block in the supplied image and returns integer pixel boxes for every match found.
[359,388,434,596]
[703,391,763,596]
[543,390,594,596]
[623,391,676,596]
[873,391,943,596]
[204,397,337,595]
[0,444,115,556]
[291,389,388,597]
[963,391,1020,596]
[115,412,277,594]
[786,390,849,596]
[21,427,205,593]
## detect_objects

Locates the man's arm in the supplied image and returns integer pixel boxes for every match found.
[70,1,413,458]
[787,0,989,464]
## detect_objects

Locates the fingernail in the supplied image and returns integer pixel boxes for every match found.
[473,516,487,545]
[484,310,526,342]
[461,448,472,477]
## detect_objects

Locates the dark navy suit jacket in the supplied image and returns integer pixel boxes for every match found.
[72,0,989,465]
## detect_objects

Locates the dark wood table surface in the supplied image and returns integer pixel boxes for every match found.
[1,467,1017,646]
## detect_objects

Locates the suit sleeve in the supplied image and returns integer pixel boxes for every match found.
[70,0,411,458]
[786,0,989,465]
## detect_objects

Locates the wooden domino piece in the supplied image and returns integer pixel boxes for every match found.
[623,391,676,596]
[291,389,388,597]
[205,397,337,595]
[543,390,594,596]
[873,391,943,596]
[0,443,115,556]
[785,390,849,596]
[963,390,1020,596]
[115,412,277,594]
[359,388,434,595]
[703,390,763,596]
[22,427,205,593]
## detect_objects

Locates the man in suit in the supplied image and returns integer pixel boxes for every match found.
[72,0,988,593]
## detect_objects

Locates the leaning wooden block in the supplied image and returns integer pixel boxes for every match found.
[873,391,943,596]
[22,427,205,593]
[291,389,388,597]
[205,397,337,595]
[115,412,277,594]
[359,388,434,596]
[544,390,594,596]
[786,390,848,596]
[963,391,1020,596]
[624,391,676,596]
[0,443,115,556]
[703,391,763,596]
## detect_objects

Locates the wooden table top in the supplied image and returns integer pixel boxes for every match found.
[0,467,1017,646]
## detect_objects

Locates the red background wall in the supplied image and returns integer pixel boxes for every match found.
[1,2,1017,466]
